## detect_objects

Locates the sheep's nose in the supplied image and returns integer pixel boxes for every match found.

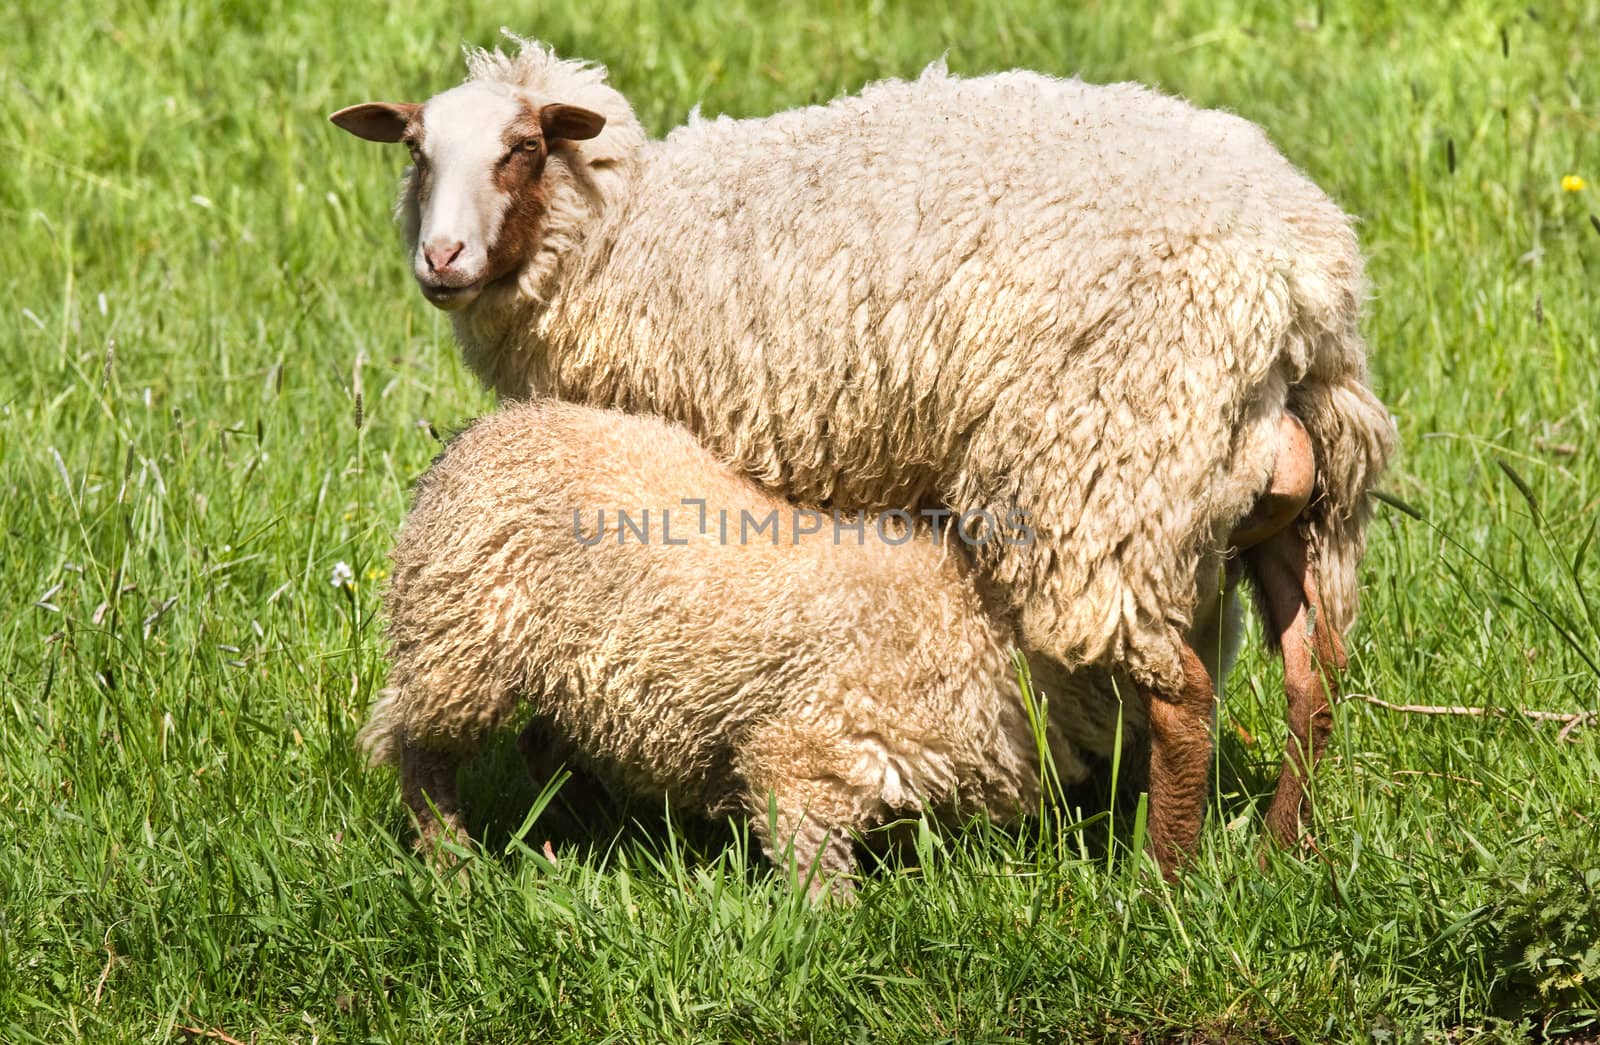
[423,239,465,274]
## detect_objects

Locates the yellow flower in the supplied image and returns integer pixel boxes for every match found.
[1561,174,1587,193]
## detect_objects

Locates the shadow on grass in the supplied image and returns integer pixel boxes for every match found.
[459,731,749,871]
[447,723,1286,884]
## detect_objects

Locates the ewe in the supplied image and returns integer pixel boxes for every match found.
[336,38,1394,866]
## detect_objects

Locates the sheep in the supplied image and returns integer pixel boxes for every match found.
[333,38,1396,863]
[363,398,1109,896]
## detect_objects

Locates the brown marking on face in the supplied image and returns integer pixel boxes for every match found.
[479,100,554,288]
[399,117,432,199]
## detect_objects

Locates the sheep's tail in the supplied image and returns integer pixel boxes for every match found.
[356,688,405,768]
[1288,358,1397,634]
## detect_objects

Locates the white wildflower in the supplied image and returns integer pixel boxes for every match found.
[330,561,355,589]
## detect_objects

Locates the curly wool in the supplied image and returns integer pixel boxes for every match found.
[363,400,1098,880]
[424,40,1396,692]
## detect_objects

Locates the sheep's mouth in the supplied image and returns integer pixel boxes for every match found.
[417,278,483,311]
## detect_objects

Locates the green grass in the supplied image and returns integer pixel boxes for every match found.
[3,0,1598,1040]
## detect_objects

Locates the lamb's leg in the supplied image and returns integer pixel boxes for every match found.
[397,737,467,851]
[738,727,869,901]
[750,789,861,902]
[1142,638,1217,878]
[1249,526,1347,849]
[515,717,609,812]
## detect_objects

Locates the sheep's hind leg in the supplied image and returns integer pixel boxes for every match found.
[1142,637,1217,879]
[397,736,468,854]
[1247,525,1347,850]
[515,717,609,813]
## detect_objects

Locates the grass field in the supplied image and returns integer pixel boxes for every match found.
[3,0,1599,1040]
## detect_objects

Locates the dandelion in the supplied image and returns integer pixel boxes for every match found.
[1561,174,1587,193]
[330,561,355,589]
[365,566,387,583]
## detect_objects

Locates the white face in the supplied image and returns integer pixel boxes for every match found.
[409,83,524,312]
[331,86,604,313]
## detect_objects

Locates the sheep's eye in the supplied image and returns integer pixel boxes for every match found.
[519,138,541,153]
[405,142,425,164]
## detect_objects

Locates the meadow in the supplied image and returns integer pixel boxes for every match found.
[2,0,1598,1040]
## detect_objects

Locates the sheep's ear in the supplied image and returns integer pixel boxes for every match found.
[329,102,421,143]
[540,104,606,142]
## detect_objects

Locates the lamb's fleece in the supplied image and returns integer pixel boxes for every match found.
[432,39,1395,693]
[362,399,1096,891]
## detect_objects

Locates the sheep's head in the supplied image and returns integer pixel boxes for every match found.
[331,82,605,312]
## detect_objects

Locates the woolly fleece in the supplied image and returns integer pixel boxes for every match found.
[364,400,1100,886]
[412,38,1396,696]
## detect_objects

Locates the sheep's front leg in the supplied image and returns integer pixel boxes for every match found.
[1142,638,1216,878]
[750,793,861,902]
[1248,525,1346,849]
[738,725,868,901]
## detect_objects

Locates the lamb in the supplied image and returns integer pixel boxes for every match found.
[333,38,1395,863]
[362,398,1101,896]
